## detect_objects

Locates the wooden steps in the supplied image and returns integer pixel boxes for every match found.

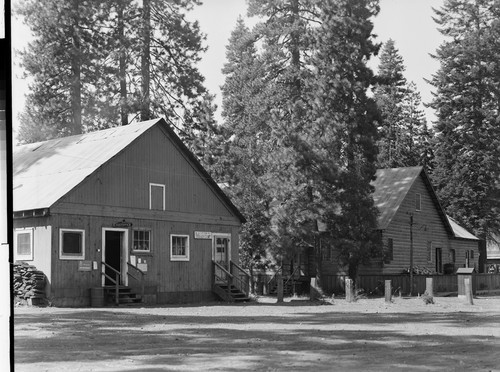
[103,286,142,306]
[213,284,250,303]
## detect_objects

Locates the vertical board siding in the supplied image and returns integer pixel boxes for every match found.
[48,213,238,304]
[60,125,236,219]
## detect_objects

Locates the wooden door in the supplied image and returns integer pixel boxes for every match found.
[213,235,230,268]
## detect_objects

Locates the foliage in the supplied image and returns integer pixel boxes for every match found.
[428,0,500,239]
[373,39,434,170]
[217,0,383,282]
[16,0,211,144]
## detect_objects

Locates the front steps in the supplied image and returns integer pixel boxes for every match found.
[103,286,142,306]
[213,283,250,303]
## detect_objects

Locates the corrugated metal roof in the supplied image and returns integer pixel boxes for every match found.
[13,119,160,211]
[447,216,479,240]
[372,166,423,229]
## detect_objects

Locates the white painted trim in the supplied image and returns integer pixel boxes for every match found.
[170,234,190,261]
[149,183,165,210]
[101,228,129,286]
[59,228,85,260]
[14,228,34,261]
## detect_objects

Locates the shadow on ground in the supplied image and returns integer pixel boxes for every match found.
[14,303,500,371]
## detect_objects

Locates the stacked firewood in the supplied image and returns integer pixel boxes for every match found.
[13,262,47,305]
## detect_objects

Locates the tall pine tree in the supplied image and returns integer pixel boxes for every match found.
[373,39,433,169]
[429,0,500,239]
[16,0,211,144]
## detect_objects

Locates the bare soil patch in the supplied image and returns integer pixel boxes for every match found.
[14,296,500,371]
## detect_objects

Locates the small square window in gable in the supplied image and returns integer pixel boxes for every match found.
[149,183,165,211]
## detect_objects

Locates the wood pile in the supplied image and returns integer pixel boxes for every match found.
[13,262,47,306]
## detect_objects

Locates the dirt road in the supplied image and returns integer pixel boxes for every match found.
[14,296,500,371]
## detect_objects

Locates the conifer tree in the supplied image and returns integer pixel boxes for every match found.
[225,0,384,283]
[429,0,500,239]
[373,39,433,170]
[16,0,210,144]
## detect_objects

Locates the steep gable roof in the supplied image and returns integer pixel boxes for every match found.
[372,166,423,230]
[13,118,245,223]
[372,166,455,237]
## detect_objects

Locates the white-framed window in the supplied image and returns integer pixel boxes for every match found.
[132,229,151,252]
[415,193,422,211]
[149,183,165,211]
[59,229,85,260]
[14,228,34,261]
[170,234,189,261]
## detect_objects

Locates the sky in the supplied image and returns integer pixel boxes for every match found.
[11,0,446,139]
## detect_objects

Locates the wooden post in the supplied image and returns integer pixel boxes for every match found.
[277,273,284,303]
[464,277,474,305]
[346,278,354,303]
[385,280,391,303]
[425,277,434,297]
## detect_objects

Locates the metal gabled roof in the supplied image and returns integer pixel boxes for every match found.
[13,119,161,212]
[372,166,423,230]
[13,118,246,223]
[372,166,456,237]
[447,215,479,241]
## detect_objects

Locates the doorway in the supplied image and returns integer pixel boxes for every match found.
[213,234,231,268]
[102,228,129,286]
[435,247,443,274]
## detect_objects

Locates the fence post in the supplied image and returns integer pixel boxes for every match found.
[346,278,354,303]
[385,280,392,303]
[464,277,474,305]
[425,277,434,297]
[277,273,284,303]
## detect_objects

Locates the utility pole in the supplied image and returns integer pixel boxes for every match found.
[409,214,414,296]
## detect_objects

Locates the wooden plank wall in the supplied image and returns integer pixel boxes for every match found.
[47,213,239,305]
[59,125,236,220]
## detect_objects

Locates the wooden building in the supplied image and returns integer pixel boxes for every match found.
[286,167,480,292]
[13,118,247,306]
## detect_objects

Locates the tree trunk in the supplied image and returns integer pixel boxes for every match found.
[118,2,128,126]
[70,12,82,134]
[140,0,151,121]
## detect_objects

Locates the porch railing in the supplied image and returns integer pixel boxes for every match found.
[127,262,146,301]
[230,261,251,297]
[101,261,120,305]
[213,261,250,299]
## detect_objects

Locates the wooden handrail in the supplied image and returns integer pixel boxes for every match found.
[214,261,233,279]
[101,261,120,305]
[127,262,145,301]
[230,261,251,296]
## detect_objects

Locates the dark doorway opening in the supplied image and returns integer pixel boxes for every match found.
[105,231,122,286]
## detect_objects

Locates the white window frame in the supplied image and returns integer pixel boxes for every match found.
[132,228,152,253]
[415,193,422,211]
[170,234,190,261]
[149,183,165,210]
[59,228,85,260]
[14,228,34,261]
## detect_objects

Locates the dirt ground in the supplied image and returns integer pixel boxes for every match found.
[14,295,500,372]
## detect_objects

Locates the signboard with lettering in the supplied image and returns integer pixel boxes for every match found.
[113,220,132,228]
[78,261,92,272]
[194,231,212,239]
